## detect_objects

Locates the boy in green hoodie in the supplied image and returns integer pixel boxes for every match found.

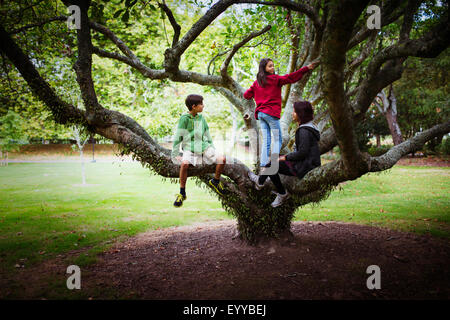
[171,94,227,207]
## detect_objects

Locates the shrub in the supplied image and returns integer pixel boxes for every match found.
[438,137,450,155]
[368,144,393,157]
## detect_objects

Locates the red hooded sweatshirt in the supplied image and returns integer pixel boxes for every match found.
[243,66,311,120]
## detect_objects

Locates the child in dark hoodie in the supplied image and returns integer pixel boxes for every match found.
[248,100,321,207]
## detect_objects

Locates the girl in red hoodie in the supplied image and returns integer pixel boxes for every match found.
[244,58,319,167]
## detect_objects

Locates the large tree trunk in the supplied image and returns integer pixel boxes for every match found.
[234,202,297,243]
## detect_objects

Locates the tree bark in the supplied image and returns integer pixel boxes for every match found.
[376,86,403,146]
[385,108,403,146]
[376,135,381,147]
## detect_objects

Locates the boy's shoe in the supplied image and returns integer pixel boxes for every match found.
[173,193,187,207]
[248,171,264,190]
[208,179,227,195]
[271,191,290,208]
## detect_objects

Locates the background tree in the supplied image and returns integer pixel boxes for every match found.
[354,106,391,153]
[394,48,449,152]
[0,0,449,243]
[374,84,403,146]
[71,125,90,185]
[0,110,27,165]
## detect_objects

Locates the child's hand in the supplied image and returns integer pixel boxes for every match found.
[307,60,320,70]
[279,155,287,161]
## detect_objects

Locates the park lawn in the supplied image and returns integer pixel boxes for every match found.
[0,162,449,274]
[295,166,450,237]
[0,161,231,272]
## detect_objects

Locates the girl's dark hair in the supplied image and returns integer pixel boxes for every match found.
[256,58,272,87]
[185,94,203,111]
[293,101,314,124]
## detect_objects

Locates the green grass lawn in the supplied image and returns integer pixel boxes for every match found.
[0,161,449,273]
[295,166,450,237]
[0,161,230,272]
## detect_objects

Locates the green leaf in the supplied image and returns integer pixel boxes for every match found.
[121,10,130,23]
[113,9,125,19]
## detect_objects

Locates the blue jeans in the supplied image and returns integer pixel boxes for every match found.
[258,112,282,167]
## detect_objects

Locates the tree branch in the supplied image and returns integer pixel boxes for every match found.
[345,32,376,82]
[90,21,139,61]
[9,16,67,34]
[67,1,101,116]
[208,49,231,75]
[318,126,337,154]
[349,2,448,123]
[158,1,181,47]
[89,18,232,88]
[238,0,322,32]
[0,24,86,126]
[367,15,450,77]
[285,119,450,202]
[2,21,238,180]
[353,59,404,124]
[5,14,257,198]
[208,39,267,76]
[347,0,406,50]
[92,46,167,79]
[281,11,302,108]
[92,46,132,65]
[370,121,450,172]
[399,0,421,42]
[166,0,237,73]
[220,25,271,79]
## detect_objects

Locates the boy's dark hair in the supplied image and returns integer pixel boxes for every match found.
[185,94,203,111]
[293,100,314,124]
[257,58,272,87]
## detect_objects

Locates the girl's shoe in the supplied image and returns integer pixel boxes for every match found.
[271,191,290,207]
[248,171,264,190]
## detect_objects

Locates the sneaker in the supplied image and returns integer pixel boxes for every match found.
[208,179,227,195]
[271,191,290,208]
[248,171,264,190]
[173,193,186,207]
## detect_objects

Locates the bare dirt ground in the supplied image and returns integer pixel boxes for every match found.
[397,156,449,167]
[3,220,449,300]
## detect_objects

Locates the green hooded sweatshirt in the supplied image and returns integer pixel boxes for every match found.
[171,113,213,158]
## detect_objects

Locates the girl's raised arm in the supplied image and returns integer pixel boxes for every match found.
[243,82,255,99]
[278,61,320,86]
[277,66,311,86]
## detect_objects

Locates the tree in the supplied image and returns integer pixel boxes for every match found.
[374,85,403,145]
[353,106,390,151]
[1,0,449,243]
[394,48,449,151]
[71,125,90,185]
[0,110,27,165]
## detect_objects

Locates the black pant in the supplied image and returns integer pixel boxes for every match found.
[258,161,296,194]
